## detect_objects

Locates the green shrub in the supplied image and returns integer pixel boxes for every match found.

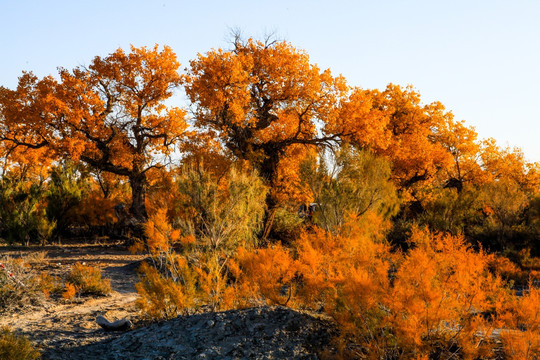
[45,161,89,238]
[300,145,399,234]
[271,206,304,243]
[0,176,54,245]
[175,166,268,252]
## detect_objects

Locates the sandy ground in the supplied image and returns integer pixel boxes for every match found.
[0,241,147,352]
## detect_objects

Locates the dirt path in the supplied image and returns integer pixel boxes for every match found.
[0,243,147,353]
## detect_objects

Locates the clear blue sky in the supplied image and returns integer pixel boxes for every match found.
[2,0,539,162]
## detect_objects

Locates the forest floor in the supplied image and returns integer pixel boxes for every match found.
[0,240,148,355]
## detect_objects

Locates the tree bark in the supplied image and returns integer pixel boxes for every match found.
[129,173,148,224]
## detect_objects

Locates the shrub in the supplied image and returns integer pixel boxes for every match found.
[65,262,111,296]
[135,211,233,319]
[300,145,399,234]
[0,256,47,312]
[294,222,392,358]
[230,243,297,307]
[174,166,267,252]
[419,186,481,236]
[270,206,304,244]
[61,283,78,301]
[497,285,540,359]
[0,175,54,245]
[488,254,529,287]
[135,253,238,319]
[0,327,40,360]
[387,228,503,359]
[45,161,89,238]
[135,260,196,319]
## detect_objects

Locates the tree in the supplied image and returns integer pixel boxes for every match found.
[480,139,540,195]
[185,37,383,239]
[368,84,452,193]
[433,116,484,188]
[0,45,187,225]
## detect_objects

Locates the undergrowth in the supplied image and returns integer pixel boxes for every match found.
[0,326,41,360]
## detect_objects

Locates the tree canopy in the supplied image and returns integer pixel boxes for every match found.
[0,45,187,223]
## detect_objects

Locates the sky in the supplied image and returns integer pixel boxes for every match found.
[1,0,539,162]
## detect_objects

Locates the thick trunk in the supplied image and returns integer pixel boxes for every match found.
[129,173,148,224]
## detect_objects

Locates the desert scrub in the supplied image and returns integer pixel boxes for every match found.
[0,326,41,360]
[65,262,111,296]
[0,255,47,312]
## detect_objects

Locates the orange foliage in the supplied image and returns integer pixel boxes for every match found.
[135,261,196,319]
[388,228,503,358]
[230,244,297,307]
[433,116,485,186]
[481,138,540,195]
[294,220,392,357]
[62,282,78,300]
[369,84,452,193]
[143,208,181,255]
[497,286,540,359]
[185,37,385,240]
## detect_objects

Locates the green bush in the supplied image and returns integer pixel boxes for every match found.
[271,206,304,243]
[300,145,400,234]
[0,176,54,245]
[46,161,89,238]
[175,166,268,252]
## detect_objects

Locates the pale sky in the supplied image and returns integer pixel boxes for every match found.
[2,0,539,162]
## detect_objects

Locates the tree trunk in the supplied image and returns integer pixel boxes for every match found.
[129,173,148,225]
[261,193,278,243]
[259,150,281,243]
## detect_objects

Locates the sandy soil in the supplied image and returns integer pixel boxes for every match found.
[0,241,147,352]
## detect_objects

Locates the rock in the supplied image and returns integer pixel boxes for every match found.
[96,315,132,331]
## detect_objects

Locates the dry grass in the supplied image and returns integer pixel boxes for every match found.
[0,326,41,360]
[0,255,47,312]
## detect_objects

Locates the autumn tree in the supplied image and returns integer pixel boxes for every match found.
[368,84,452,194]
[0,45,187,225]
[433,116,484,188]
[185,37,383,239]
[480,138,540,194]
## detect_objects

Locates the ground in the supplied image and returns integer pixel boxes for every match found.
[0,241,335,359]
[0,240,146,355]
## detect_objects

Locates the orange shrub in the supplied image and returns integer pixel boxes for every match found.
[135,261,196,319]
[497,285,540,360]
[387,228,503,359]
[62,282,78,300]
[488,254,528,286]
[294,223,392,357]
[230,243,297,307]
[66,262,111,296]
